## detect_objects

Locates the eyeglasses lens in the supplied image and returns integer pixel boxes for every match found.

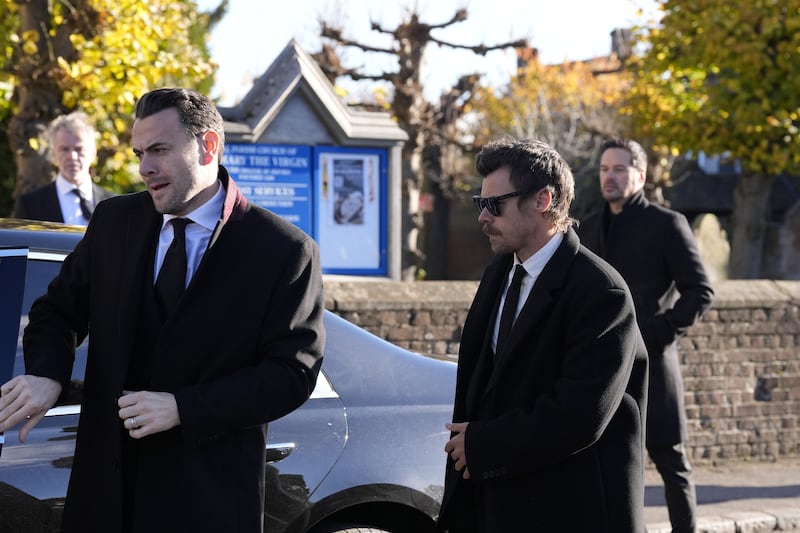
[473,196,500,216]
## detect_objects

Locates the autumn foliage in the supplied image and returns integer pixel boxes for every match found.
[0,0,217,209]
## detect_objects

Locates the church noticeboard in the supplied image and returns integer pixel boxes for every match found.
[315,147,387,275]
[223,144,313,235]
[224,143,388,276]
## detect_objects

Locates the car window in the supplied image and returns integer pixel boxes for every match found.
[21,253,62,311]
[14,253,88,383]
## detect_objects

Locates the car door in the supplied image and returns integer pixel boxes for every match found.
[0,248,348,533]
[0,249,79,531]
[262,373,348,532]
[0,247,28,455]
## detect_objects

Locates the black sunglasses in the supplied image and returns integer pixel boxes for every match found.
[472,191,522,216]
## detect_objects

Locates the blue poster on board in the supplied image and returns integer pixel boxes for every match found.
[0,247,27,393]
[222,144,313,235]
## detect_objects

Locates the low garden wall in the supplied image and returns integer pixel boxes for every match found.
[324,279,800,464]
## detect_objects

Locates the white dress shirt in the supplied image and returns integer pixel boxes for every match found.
[55,174,95,226]
[492,231,564,352]
[154,182,224,287]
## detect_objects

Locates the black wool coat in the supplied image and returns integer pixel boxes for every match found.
[577,190,713,446]
[437,229,648,533]
[24,168,325,533]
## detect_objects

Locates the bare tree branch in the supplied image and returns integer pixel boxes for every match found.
[430,37,528,56]
[321,22,395,54]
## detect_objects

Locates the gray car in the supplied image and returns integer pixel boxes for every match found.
[0,218,455,533]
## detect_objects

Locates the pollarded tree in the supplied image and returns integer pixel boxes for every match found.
[315,8,526,280]
[0,0,222,214]
[626,0,800,278]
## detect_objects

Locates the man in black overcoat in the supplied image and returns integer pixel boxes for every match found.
[578,138,714,533]
[0,88,325,532]
[437,138,648,532]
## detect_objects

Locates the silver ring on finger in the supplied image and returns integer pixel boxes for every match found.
[130,416,137,428]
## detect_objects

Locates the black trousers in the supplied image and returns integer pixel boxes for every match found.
[649,443,697,533]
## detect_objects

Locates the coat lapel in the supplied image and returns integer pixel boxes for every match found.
[482,229,581,397]
[464,286,504,418]
[116,199,162,368]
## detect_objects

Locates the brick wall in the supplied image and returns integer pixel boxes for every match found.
[324,278,800,463]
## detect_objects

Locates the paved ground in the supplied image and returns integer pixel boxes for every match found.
[645,458,800,532]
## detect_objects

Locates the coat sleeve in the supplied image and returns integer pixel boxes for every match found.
[645,212,714,349]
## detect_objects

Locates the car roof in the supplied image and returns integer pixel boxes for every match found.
[0,218,85,253]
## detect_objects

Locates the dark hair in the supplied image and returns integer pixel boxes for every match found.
[475,137,575,232]
[135,88,225,159]
[600,138,647,173]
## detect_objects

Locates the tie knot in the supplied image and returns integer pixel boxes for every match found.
[511,264,526,283]
[71,188,86,199]
[170,218,190,236]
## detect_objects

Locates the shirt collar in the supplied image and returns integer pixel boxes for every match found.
[55,174,93,198]
[161,181,224,232]
[516,231,563,277]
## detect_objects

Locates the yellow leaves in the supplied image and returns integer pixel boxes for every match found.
[21,29,39,42]
[113,117,127,132]
[0,0,216,188]
[62,91,76,108]
[69,33,86,48]
[22,40,37,55]
[21,29,39,55]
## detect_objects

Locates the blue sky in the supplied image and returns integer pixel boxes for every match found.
[197,0,658,105]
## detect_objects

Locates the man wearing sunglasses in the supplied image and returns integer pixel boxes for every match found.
[438,137,648,532]
[578,138,714,533]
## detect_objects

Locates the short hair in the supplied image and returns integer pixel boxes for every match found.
[475,137,576,232]
[45,111,97,160]
[600,138,647,173]
[135,88,225,159]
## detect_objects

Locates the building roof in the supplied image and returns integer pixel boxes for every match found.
[218,39,407,146]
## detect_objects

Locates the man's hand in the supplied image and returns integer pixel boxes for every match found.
[118,390,180,439]
[0,375,62,443]
[444,421,471,480]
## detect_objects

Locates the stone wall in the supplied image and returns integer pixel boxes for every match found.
[324,279,800,464]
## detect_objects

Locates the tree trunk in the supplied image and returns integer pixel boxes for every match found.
[425,186,451,279]
[729,172,776,278]
[400,128,426,281]
[9,0,64,198]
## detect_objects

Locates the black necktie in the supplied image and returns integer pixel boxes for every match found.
[497,265,526,354]
[71,188,93,220]
[155,218,190,316]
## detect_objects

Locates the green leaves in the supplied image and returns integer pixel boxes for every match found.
[627,0,800,177]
